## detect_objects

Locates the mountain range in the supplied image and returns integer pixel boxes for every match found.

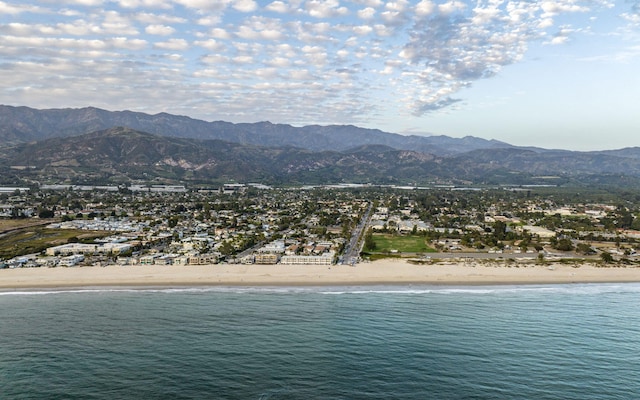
[1,105,639,187]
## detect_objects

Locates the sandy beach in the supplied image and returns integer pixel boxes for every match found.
[2,258,640,289]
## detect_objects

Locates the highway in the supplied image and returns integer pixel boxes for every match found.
[339,202,372,265]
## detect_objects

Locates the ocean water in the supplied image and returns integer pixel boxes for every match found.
[2,284,640,399]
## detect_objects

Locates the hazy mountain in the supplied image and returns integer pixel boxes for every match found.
[0,105,511,156]
[0,127,535,186]
[457,147,640,176]
[2,105,640,188]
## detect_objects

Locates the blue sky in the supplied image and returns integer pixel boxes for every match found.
[1,0,638,151]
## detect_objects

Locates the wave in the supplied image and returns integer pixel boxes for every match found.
[3,282,640,297]
[320,283,640,296]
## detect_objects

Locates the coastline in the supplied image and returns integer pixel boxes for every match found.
[2,258,640,290]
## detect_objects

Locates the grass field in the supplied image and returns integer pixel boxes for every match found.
[0,225,112,259]
[371,233,437,254]
[0,219,55,233]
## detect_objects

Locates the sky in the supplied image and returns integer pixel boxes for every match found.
[1,0,639,151]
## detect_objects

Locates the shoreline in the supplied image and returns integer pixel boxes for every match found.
[2,258,640,290]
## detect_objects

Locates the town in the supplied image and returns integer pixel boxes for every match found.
[2,183,640,269]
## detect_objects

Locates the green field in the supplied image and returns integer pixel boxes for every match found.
[371,234,437,254]
[0,226,112,259]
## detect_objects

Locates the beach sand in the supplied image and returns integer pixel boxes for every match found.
[1,259,640,289]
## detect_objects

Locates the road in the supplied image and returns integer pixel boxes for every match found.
[339,202,372,265]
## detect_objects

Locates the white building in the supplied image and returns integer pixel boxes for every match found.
[280,252,335,265]
[59,254,85,267]
[46,243,132,256]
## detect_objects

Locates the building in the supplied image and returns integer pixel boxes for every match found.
[255,253,279,264]
[46,243,132,256]
[280,252,335,265]
[59,255,85,267]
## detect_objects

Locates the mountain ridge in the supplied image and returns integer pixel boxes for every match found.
[0,104,512,156]
[2,127,640,188]
[2,105,640,187]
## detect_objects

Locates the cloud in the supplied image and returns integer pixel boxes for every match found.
[0,0,634,127]
[174,0,231,11]
[265,1,289,13]
[396,0,609,115]
[414,0,434,16]
[194,39,224,51]
[414,96,461,113]
[145,24,175,35]
[357,7,376,19]
[0,1,44,14]
[621,0,640,26]
[235,16,285,41]
[135,12,187,24]
[305,0,349,18]
[233,0,258,12]
[210,28,231,39]
[154,38,189,50]
[115,0,171,8]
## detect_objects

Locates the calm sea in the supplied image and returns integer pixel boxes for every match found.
[1,284,640,399]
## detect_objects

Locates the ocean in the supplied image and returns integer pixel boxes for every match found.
[1,284,640,399]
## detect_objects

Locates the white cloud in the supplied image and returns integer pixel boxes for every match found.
[101,10,139,35]
[235,16,285,41]
[350,0,382,7]
[357,7,376,19]
[109,37,148,50]
[415,0,434,16]
[301,45,327,65]
[210,28,231,39]
[438,0,466,15]
[200,54,229,64]
[233,0,258,12]
[1,35,148,51]
[254,67,279,78]
[289,69,314,80]
[265,57,291,67]
[353,25,373,35]
[305,0,349,18]
[194,39,224,51]
[46,0,104,5]
[135,12,187,24]
[145,24,175,35]
[174,0,231,11]
[116,0,171,8]
[0,1,44,14]
[154,38,189,50]
[1,0,635,128]
[541,1,588,17]
[265,1,289,13]
[232,55,254,63]
[196,16,221,26]
[336,49,349,58]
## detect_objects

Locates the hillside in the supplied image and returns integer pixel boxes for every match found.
[0,105,511,156]
[0,127,538,186]
[2,106,640,188]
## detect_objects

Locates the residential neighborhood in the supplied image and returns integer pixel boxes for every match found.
[2,184,640,269]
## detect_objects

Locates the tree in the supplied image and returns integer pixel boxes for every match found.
[493,220,507,241]
[219,241,234,256]
[364,228,377,251]
[554,238,574,252]
[600,251,614,263]
[575,243,595,255]
[38,208,55,218]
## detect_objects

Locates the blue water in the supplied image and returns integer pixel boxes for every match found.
[2,284,640,399]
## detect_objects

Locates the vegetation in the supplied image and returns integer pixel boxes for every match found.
[367,233,437,255]
[0,227,111,260]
